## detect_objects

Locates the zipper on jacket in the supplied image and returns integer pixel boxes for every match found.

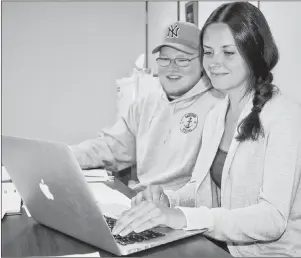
[164,102,177,144]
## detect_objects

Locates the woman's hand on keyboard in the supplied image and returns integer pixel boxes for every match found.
[131,185,170,207]
[112,201,187,237]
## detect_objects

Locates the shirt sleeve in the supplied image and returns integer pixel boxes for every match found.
[175,103,301,243]
[70,100,142,172]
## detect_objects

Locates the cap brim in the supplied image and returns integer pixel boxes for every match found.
[152,43,198,54]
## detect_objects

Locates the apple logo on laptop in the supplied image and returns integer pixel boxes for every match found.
[39,179,54,200]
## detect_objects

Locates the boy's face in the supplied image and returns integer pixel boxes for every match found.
[158,46,202,98]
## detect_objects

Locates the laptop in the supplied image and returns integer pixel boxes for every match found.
[1,135,205,256]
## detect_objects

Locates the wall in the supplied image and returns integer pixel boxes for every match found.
[260,1,301,104]
[3,1,300,147]
[180,1,229,26]
[2,2,145,144]
[147,2,178,74]
[179,1,259,27]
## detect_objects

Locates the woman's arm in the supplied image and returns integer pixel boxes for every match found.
[177,103,301,243]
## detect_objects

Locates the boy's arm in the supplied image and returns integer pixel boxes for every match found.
[71,101,141,172]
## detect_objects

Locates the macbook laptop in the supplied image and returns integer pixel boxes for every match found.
[2,135,205,256]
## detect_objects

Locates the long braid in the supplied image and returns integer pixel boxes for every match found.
[236,72,278,141]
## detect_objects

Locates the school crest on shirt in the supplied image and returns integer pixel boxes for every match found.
[180,113,198,133]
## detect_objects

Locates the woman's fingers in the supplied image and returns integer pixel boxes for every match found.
[112,202,186,236]
[112,202,153,235]
[131,191,144,206]
[131,186,164,207]
[119,206,163,236]
[148,186,163,204]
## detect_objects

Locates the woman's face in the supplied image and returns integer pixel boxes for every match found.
[202,22,250,94]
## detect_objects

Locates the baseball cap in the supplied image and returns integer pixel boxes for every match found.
[152,21,201,55]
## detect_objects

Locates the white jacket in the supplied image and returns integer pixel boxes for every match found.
[166,92,301,256]
[71,76,223,191]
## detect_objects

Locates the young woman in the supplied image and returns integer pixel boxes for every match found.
[112,2,301,256]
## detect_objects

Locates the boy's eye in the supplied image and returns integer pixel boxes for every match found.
[177,58,189,62]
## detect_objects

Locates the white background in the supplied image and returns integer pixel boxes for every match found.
[2,1,301,145]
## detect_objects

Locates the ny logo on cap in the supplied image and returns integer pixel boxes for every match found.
[166,24,180,38]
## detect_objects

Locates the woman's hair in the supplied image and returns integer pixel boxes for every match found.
[200,2,279,142]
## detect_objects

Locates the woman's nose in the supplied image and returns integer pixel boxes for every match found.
[209,52,223,69]
[209,63,222,69]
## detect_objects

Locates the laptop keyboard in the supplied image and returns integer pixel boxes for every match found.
[104,215,165,246]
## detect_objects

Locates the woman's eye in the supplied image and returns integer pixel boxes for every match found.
[224,51,235,56]
[204,51,213,56]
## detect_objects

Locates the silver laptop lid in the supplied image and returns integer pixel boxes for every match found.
[2,135,119,254]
